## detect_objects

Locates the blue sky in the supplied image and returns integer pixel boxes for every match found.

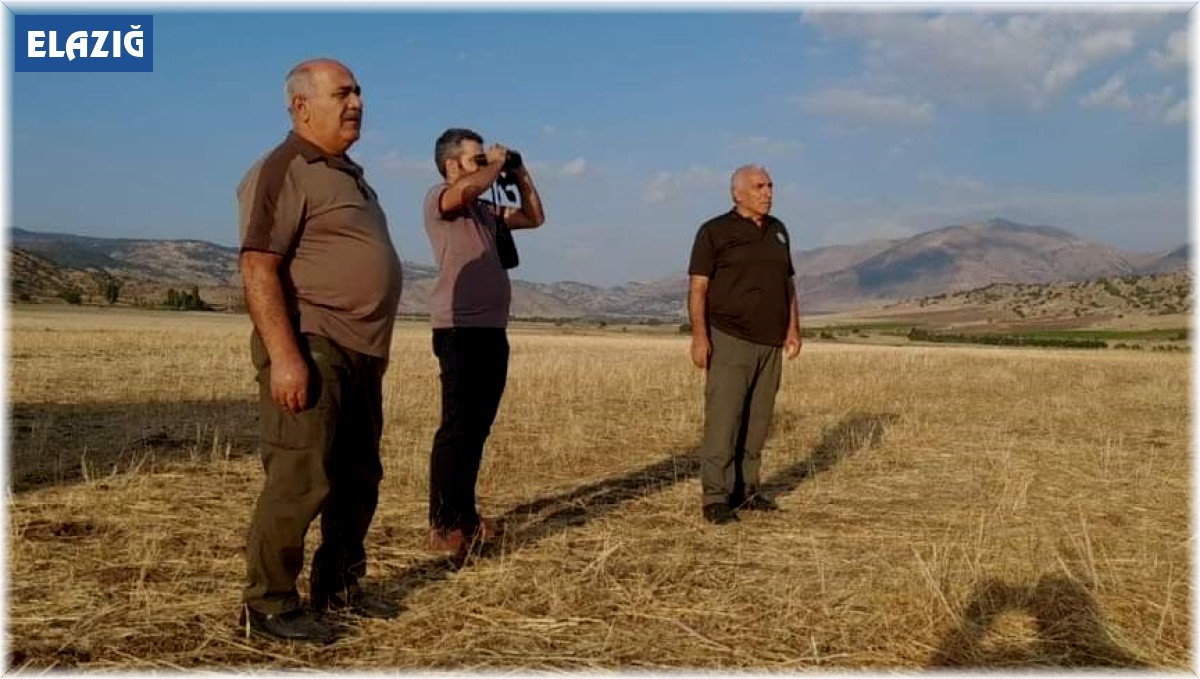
[9,7,1192,285]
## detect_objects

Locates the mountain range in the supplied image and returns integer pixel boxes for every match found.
[9,219,1188,317]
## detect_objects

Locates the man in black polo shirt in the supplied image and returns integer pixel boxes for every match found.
[687,164,802,525]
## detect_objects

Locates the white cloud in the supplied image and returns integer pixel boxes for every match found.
[795,88,933,125]
[1078,29,1137,60]
[1080,73,1134,110]
[1137,86,1185,125]
[541,124,560,136]
[642,165,724,204]
[730,135,803,155]
[802,12,1161,109]
[561,157,587,177]
[1080,76,1185,125]
[1150,29,1188,70]
[530,157,589,178]
[1042,29,1137,98]
[1139,85,1179,120]
[642,172,674,204]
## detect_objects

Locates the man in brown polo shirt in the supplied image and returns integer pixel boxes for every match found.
[687,165,801,525]
[235,57,403,643]
[423,128,545,554]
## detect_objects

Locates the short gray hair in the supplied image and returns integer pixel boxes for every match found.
[731,164,768,191]
[284,64,317,113]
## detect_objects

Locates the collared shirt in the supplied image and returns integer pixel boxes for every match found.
[237,132,404,359]
[422,183,511,329]
[688,209,795,347]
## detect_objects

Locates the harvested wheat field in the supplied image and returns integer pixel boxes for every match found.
[6,306,1191,670]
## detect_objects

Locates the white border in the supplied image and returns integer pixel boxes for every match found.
[1,2,1194,677]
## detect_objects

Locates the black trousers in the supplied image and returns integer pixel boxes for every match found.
[429,327,509,532]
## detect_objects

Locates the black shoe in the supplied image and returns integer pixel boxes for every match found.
[703,503,739,525]
[313,585,398,619]
[737,494,780,512]
[238,606,336,644]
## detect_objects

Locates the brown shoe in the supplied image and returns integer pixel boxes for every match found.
[427,527,467,556]
[472,517,503,541]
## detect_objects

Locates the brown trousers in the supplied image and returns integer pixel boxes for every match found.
[242,332,386,615]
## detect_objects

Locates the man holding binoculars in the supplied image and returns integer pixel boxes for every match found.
[422,128,546,555]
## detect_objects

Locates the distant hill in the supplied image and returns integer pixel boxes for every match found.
[791,238,899,277]
[10,247,106,299]
[1140,244,1189,275]
[618,219,1188,314]
[7,229,604,317]
[865,270,1193,329]
[9,220,1188,317]
[11,227,240,285]
[792,218,1171,311]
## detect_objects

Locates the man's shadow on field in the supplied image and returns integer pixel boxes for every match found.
[380,411,897,611]
[928,575,1147,668]
[9,400,258,493]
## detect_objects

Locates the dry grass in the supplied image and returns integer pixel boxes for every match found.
[6,306,1191,670]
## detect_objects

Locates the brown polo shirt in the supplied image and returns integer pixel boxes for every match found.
[688,209,795,347]
[237,132,404,359]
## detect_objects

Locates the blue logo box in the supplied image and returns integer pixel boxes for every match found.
[15,15,153,72]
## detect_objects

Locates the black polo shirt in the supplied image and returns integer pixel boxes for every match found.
[688,209,795,347]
